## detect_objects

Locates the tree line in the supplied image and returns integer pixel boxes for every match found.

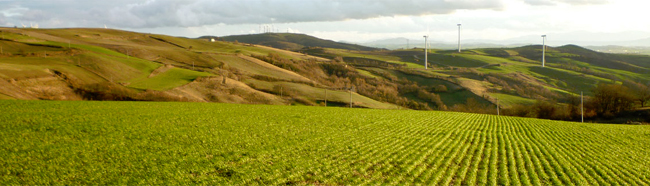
[501,81,650,122]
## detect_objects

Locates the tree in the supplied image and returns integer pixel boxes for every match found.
[565,94,580,120]
[533,100,557,119]
[434,85,448,92]
[626,81,650,107]
[640,84,650,107]
[622,80,650,107]
[590,83,636,116]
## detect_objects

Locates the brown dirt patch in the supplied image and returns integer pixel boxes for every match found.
[148,64,173,78]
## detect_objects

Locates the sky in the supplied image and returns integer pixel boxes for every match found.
[1,0,649,46]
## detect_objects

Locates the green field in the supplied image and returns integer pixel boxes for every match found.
[1,100,648,184]
[127,67,214,90]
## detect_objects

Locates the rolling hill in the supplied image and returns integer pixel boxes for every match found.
[1,27,649,121]
[297,44,650,110]
[0,27,396,109]
[213,33,380,51]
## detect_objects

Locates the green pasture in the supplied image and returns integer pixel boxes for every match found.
[127,67,213,91]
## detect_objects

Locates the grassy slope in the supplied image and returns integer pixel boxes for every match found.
[1,29,162,83]
[0,93,14,100]
[0,57,104,82]
[212,54,312,83]
[356,69,382,79]
[127,67,213,91]
[1,100,648,184]
[4,28,401,108]
[244,78,399,109]
[304,45,650,107]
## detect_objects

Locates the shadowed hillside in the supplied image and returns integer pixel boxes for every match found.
[213,33,380,51]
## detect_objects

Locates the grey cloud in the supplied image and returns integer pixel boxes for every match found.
[19,9,48,21]
[97,0,506,28]
[0,0,140,27]
[523,0,610,6]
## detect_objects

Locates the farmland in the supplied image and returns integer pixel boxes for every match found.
[1,100,649,184]
[3,28,650,119]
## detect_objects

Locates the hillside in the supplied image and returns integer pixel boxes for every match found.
[2,27,649,120]
[0,27,399,109]
[298,45,650,109]
[2,100,649,184]
[214,33,380,51]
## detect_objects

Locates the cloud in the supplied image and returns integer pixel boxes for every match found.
[1,0,506,28]
[18,9,48,22]
[523,0,610,6]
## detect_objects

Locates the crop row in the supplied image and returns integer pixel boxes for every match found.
[0,100,648,184]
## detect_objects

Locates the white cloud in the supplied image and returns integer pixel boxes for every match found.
[0,5,28,17]
[1,0,648,46]
[523,0,610,6]
[2,0,505,28]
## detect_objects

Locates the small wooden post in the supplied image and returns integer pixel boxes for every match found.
[497,98,500,116]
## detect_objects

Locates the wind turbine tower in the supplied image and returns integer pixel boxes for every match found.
[423,35,428,69]
[457,24,462,52]
[542,35,546,67]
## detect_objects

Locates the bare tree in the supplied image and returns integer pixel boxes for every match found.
[590,83,636,116]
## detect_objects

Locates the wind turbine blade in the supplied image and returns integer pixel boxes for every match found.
[426,25,430,48]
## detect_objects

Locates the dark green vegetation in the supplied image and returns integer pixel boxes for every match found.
[216,33,378,51]
[1,100,649,184]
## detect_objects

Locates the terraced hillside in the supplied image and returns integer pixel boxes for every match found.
[1,100,648,184]
[0,28,397,109]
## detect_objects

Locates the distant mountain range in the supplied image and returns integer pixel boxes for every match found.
[357,30,650,50]
[359,37,526,50]
[358,34,650,54]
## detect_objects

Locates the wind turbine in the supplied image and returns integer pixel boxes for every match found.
[542,35,546,67]
[423,35,428,69]
[423,26,430,69]
[457,24,462,52]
